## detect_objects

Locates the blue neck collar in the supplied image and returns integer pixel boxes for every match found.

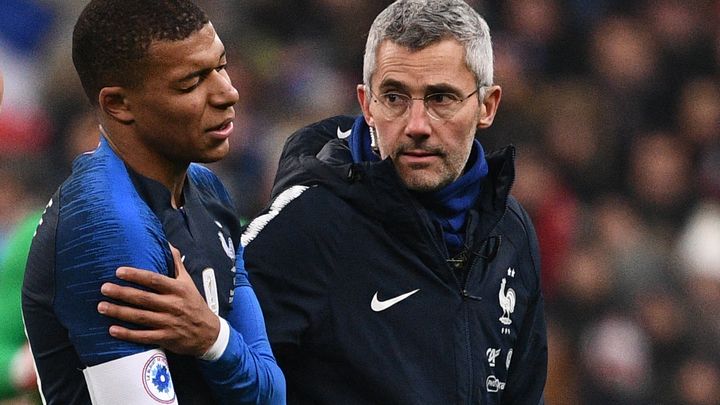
[348,116,488,256]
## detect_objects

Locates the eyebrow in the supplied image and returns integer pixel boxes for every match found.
[377,79,409,92]
[378,79,464,94]
[426,83,464,94]
[177,50,227,82]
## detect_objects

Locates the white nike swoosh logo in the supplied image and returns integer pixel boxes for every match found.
[371,289,420,312]
[337,127,352,139]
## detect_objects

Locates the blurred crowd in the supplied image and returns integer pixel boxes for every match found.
[1,0,719,404]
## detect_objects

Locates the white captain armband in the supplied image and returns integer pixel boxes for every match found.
[83,349,177,404]
[199,315,230,361]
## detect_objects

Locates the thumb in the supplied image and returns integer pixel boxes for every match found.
[169,243,189,280]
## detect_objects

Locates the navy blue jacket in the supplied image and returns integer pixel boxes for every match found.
[243,116,547,404]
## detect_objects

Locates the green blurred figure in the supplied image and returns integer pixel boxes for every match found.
[0,212,42,403]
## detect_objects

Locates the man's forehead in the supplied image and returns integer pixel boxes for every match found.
[373,40,475,91]
[374,39,470,70]
[146,23,217,55]
[144,25,224,70]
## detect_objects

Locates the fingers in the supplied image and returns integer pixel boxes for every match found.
[105,323,211,357]
[114,245,187,289]
[170,243,182,267]
[100,282,174,312]
[98,300,170,328]
[102,245,220,356]
[98,298,220,356]
[106,324,168,347]
[169,243,191,281]
[114,266,177,293]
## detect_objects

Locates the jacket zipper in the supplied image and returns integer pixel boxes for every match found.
[457,143,515,296]
[410,147,515,404]
[408,200,475,403]
[455,207,509,405]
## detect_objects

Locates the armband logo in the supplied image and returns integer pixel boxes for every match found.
[142,353,176,403]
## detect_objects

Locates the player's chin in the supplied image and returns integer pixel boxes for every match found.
[399,167,456,192]
[196,141,230,163]
[400,173,443,192]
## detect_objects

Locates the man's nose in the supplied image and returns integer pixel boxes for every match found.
[404,99,432,137]
[209,70,240,108]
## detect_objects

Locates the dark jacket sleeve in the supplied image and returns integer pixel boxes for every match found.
[504,198,548,404]
[271,116,354,198]
[241,186,332,365]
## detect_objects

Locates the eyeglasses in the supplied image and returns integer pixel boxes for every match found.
[369,87,481,121]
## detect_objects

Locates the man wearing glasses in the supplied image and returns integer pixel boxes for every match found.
[242,0,548,403]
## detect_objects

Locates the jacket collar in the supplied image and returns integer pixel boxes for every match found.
[272,115,516,224]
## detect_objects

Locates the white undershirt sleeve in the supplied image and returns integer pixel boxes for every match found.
[199,315,230,362]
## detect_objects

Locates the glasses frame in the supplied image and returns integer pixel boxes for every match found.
[369,87,482,121]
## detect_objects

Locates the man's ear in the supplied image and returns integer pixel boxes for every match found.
[357,84,376,128]
[98,87,134,124]
[477,85,502,129]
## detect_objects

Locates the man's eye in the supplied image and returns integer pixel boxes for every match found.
[427,93,458,105]
[383,93,406,106]
[180,81,200,93]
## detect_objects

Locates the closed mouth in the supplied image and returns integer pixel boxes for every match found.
[404,150,435,157]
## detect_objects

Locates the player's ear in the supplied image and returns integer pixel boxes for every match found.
[477,85,501,129]
[99,86,134,124]
[357,84,376,128]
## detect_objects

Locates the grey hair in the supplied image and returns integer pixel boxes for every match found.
[363,0,493,95]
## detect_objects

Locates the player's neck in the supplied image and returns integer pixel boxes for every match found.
[101,124,188,208]
[169,177,186,209]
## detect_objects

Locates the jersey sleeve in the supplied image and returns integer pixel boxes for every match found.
[23,145,175,377]
[53,153,173,366]
[198,250,286,405]
[22,146,179,403]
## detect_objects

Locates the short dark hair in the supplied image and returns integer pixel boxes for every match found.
[72,0,209,105]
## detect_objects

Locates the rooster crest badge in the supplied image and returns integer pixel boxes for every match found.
[498,275,516,326]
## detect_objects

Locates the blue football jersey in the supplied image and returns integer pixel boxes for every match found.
[22,137,242,404]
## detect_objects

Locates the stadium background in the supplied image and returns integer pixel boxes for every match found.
[1,0,719,403]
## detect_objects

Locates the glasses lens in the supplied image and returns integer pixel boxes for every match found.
[376,93,409,119]
[373,89,476,120]
[426,93,463,120]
